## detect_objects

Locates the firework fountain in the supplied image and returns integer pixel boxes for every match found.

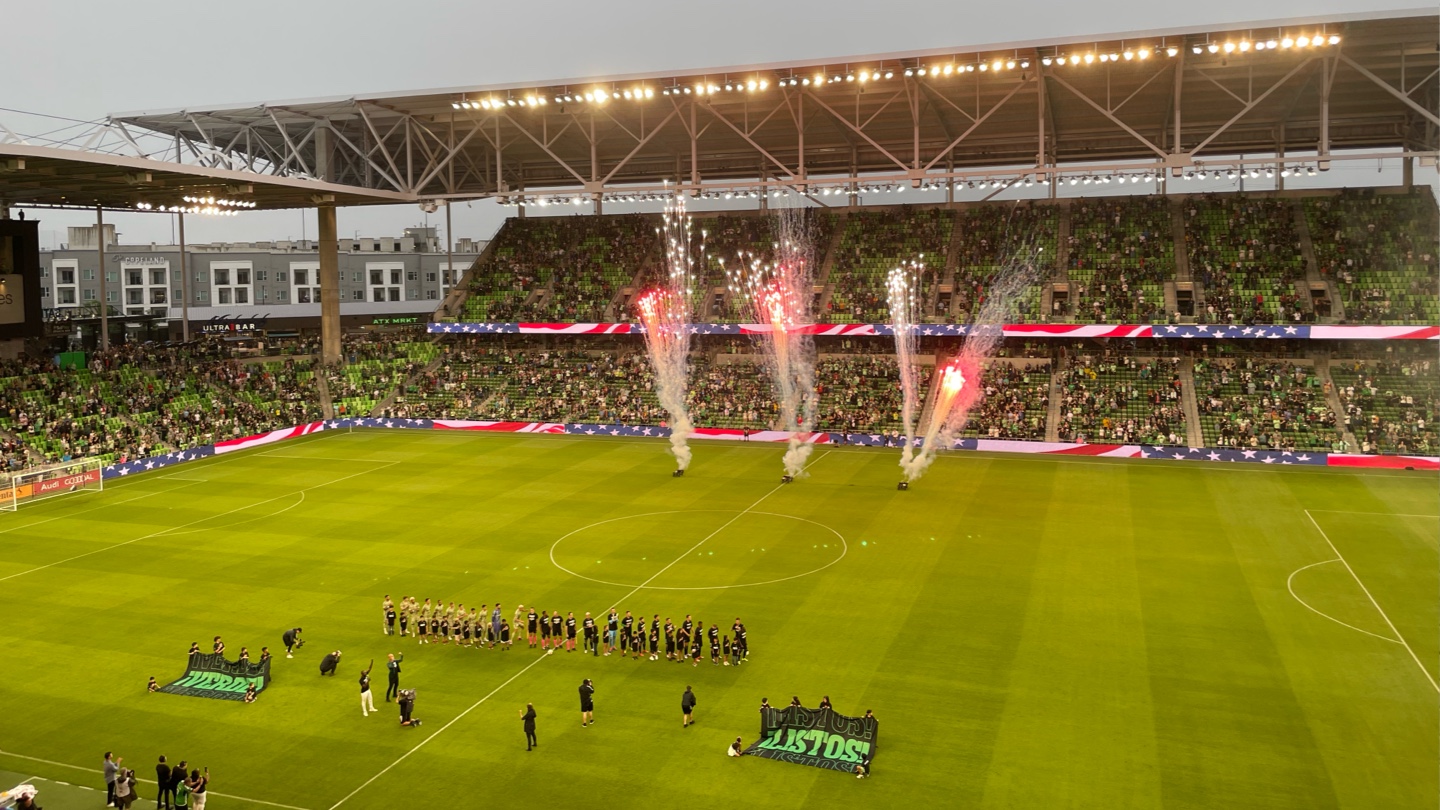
[886,260,925,470]
[900,246,1041,485]
[634,194,699,474]
[724,209,820,482]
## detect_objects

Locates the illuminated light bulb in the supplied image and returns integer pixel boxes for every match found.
[1107,54,1117,62]
[1265,40,1277,49]
[1328,35,1340,44]
[943,64,953,75]
[759,79,768,89]
[682,87,690,94]
[815,74,824,84]
[904,68,914,76]
[1309,36,1321,47]
[884,71,893,78]
[1223,42,1235,53]
[1083,53,1094,63]
[1070,55,1082,65]
[644,88,654,98]
[1281,37,1293,48]
[845,73,854,81]
[1019,60,1029,68]
[1238,41,1250,52]
[1099,54,1109,62]
[1138,48,1151,59]
[1007,60,1016,69]
[1123,50,1134,60]
[1042,56,1053,65]
[1207,43,1219,53]
[1296,36,1309,47]
[964,64,974,72]
[1165,46,1178,57]
[747,80,757,90]
[993,60,1003,70]
[978,63,987,71]
[451,102,460,109]
[801,78,810,85]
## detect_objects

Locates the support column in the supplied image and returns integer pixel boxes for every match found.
[318,205,341,365]
[96,206,108,351]
[1403,156,1414,189]
[178,212,190,341]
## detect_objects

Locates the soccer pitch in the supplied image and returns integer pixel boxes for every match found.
[1,430,1435,810]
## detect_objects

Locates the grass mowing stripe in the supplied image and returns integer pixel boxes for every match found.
[0,480,205,537]
[1304,509,1440,693]
[327,450,832,809]
[0,748,312,810]
[0,462,395,583]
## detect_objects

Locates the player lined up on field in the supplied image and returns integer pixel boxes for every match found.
[383,596,749,665]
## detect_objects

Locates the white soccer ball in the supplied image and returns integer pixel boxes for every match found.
[546,648,554,655]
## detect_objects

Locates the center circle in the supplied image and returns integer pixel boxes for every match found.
[549,509,847,591]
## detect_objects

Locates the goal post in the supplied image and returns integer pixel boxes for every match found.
[0,458,105,512]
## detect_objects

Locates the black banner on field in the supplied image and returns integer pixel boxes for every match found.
[157,653,271,701]
[744,705,878,772]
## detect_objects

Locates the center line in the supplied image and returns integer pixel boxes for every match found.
[328,450,832,810]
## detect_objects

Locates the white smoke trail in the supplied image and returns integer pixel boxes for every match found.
[901,244,1041,483]
[635,194,699,470]
[886,261,923,468]
[725,207,820,479]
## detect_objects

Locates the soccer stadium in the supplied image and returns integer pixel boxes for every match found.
[0,6,1436,810]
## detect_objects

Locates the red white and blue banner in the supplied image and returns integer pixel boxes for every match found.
[99,418,1438,480]
[431,322,1440,340]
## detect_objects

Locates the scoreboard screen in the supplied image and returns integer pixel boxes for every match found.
[0,220,42,338]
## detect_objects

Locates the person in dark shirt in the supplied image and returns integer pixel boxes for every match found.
[565,612,577,652]
[819,696,833,710]
[282,627,302,658]
[385,653,403,701]
[526,609,539,648]
[187,642,200,658]
[664,619,676,661]
[521,703,538,750]
[605,610,618,654]
[583,612,597,655]
[538,610,551,650]
[212,637,224,655]
[359,660,376,717]
[648,618,660,661]
[579,678,595,726]
[169,761,188,809]
[238,647,249,664]
[550,611,564,651]
[259,647,271,663]
[721,636,732,666]
[319,650,341,676]
[689,637,702,667]
[155,755,173,809]
[707,625,720,664]
[500,620,512,648]
[620,611,634,655]
[681,685,697,728]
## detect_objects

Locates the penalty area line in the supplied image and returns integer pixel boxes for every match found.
[0,748,311,810]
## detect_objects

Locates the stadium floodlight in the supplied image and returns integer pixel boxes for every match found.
[1166,46,1179,57]
[1281,37,1294,48]
[1238,41,1250,52]
[1138,48,1151,59]
[1041,57,1053,66]
[1328,35,1340,44]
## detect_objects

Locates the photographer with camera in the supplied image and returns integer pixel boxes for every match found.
[282,628,303,658]
[398,689,418,726]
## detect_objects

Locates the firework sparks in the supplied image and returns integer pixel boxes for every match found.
[634,193,698,471]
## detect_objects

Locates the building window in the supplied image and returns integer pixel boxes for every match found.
[388,287,400,302]
[39,266,48,279]
[235,288,249,304]
[276,269,288,282]
[277,289,289,302]
[173,288,183,302]
[372,288,385,303]
[294,268,309,286]
[151,289,167,304]
[426,289,438,300]
[83,289,96,301]
[369,268,384,285]
[425,271,437,283]
[352,271,363,283]
[127,289,143,305]
[389,269,402,285]
[63,289,79,304]
[297,288,312,304]
[236,268,250,285]
[255,270,267,282]
[59,269,76,285]
[127,270,143,286]
[82,268,96,281]
[197,289,208,303]
[215,268,231,286]
[106,290,118,303]
[218,288,232,305]
[352,290,364,301]
[407,270,419,282]
[152,269,167,285]
[393,243,401,252]
[105,269,119,283]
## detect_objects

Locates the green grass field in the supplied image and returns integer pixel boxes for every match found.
[1,430,1436,810]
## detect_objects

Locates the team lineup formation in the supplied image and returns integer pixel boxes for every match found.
[384,596,752,665]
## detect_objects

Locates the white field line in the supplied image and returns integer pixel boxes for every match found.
[0,480,205,538]
[0,748,311,810]
[327,450,832,810]
[1303,509,1440,693]
[162,491,306,538]
[0,462,396,583]
[1306,510,1440,519]
[257,454,393,462]
[1286,559,1404,644]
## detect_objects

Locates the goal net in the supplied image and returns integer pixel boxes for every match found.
[0,458,105,512]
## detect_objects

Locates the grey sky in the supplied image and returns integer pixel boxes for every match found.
[2,0,1421,247]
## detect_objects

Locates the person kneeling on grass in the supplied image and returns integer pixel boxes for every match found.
[320,650,341,676]
[243,683,257,703]
[728,737,743,758]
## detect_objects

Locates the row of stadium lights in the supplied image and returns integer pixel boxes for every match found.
[131,196,257,215]
[495,165,1326,206]
[453,32,1340,111]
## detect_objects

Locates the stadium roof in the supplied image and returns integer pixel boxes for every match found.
[0,142,413,212]
[93,9,1440,205]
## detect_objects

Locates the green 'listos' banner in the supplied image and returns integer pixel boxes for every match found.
[744,705,878,773]
[158,653,271,701]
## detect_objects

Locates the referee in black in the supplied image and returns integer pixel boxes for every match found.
[385,653,403,701]
[520,703,538,750]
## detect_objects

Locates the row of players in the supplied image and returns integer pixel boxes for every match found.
[381,596,751,665]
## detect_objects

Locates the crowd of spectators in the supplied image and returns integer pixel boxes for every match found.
[463,215,659,322]
[952,202,1057,323]
[1066,198,1173,323]
[959,363,1050,439]
[1186,194,1307,324]
[1306,190,1439,325]
[1055,356,1186,445]
[1332,359,1438,454]
[326,330,434,417]
[1193,359,1339,451]
[828,208,951,323]
[815,356,907,433]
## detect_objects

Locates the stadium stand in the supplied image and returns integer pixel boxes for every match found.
[462,215,659,323]
[1305,190,1440,325]
[815,356,908,434]
[959,362,1050,439]
[1331,358,1439,454]
[700,211,836,322]
[828,208,951,324]
[1055,355,1187,445]
[1066,197,1173,324]
[1184,194,1307,325]
[1193,358,1340,451]
[952,202,1057,323]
